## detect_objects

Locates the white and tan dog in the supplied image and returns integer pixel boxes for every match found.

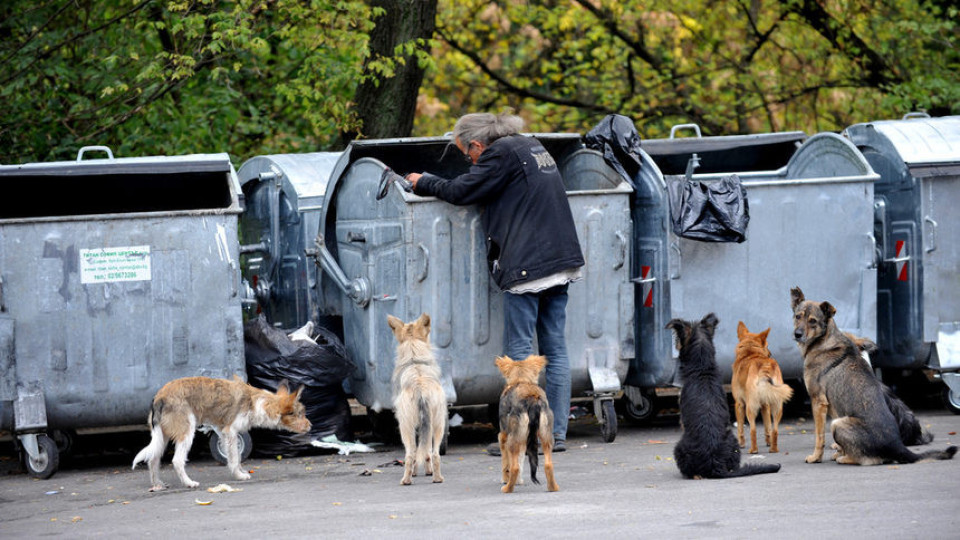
[132,375,309,491]
[388,313,447,485]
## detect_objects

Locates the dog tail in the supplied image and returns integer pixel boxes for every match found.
[755,365,793,405]
[526,401,541,486]
[720,462,781,478]
[898,445,958,463]
[415,393,432,470]
[132,400,165,469]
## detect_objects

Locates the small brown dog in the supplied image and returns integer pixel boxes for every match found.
[732,322,793,454]
[132,375,309,491]
[495,355,559,493]
[388,313,447,485]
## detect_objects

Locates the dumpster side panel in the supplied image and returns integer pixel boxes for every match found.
[920,172,960,356]
[332,152,633,410]
[669,177,876,380]
[0,216,245,429]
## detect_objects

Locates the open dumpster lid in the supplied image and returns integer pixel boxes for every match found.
[0,151,240,220]
[642,131,807,175]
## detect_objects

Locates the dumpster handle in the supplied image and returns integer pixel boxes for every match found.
[310,234,371,307]
[924,217,938,253]
[902,112,930,120]
[416,243,429,282]
[613,232,627,271]
[669,242,682,279]
[76,146,114,161]
[669,124,702,139]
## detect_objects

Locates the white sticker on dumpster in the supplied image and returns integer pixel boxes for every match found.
[80,246,152,284]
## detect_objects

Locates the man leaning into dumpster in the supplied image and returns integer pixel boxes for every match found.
[405,112,584,453]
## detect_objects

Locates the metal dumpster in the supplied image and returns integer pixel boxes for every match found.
[238,135,634,441]
[0,147,246,478]
[844,115,960,412]
[621,126,879,420]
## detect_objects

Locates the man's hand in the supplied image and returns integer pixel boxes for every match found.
[405,172,422,190]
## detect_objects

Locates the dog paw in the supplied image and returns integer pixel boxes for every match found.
[749,448,759,454]
[185,480,200,488]
[432,476,444,483]
[233,471,251,481]
[501,485,514,493]
[148,483,167,492]
[805,455,822,463]
[401,478,412,486]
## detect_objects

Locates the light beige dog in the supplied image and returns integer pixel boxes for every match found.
[388,313,447,485]
[132,375,309,491]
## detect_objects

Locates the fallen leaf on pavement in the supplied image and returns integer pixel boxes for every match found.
[194,499,213,506]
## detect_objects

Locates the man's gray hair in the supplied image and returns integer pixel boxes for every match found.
[452,112,524,147]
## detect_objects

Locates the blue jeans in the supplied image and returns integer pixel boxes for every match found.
[502,284,571,442]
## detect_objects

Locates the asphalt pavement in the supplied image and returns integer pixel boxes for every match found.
[2,404,959,538]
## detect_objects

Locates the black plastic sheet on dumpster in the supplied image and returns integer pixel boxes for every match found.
[243,315,355,456]
[667,173,750,243]
[584,114,643,189]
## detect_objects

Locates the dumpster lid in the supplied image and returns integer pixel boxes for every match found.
[641,131,807,175]
[0,152,235,177]
[846,116,960,167]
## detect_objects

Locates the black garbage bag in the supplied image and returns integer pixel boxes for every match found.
[666,173,750,243]
[584,114,643,189]
[243,315,356,456]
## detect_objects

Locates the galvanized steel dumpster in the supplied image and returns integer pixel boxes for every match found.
[0,147,246,478]
[238,135,634,441]
[621,128,879,420]
[845,115,960,412]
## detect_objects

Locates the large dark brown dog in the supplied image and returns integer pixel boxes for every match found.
[790,287,956,465]
[668,313,781,478]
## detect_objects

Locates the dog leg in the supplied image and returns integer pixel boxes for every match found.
[399,422,416,486]
[223,429,250,481]
[806,397,829,463]
[540,433,559,492]
[502,438,522,493]
[430,415,444,483]
[144,426,168,492]
[770,403,783,453]
[171,431,199,489]
[746,401,760,454]
[761,404,773,447]
[499,431,510,485]
[734,398,746,448]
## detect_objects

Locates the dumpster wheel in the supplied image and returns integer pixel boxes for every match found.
[209,431,254,465]
[599,399,618,443]
[22,434,59,479]
[943,385,960,415]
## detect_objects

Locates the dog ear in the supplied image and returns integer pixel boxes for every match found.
[737,321,747,339]
[387,314,403,334]
[495,355,514,375]
[665,318,689,348]
[293,385,305,402]
[701,313,719,337]
[526,354,548,373]
[819,301,836,320]
[417,313,430,328]
[790,287,805,310]
[759,327,771,344]
[276,379,290,395]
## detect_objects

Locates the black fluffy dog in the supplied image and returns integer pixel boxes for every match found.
[667,313,781,479]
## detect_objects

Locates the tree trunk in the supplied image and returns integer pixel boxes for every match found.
[341,0,437,145]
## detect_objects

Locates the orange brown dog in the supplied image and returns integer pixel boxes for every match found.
[790,287,956,465]
[496,355,559,493]
[132,375,309,491]
[732,322,793,454]
[388,313,447,485]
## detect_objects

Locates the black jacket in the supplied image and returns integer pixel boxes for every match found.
[414,135,584,290]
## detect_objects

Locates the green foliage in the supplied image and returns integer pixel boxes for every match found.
[418,0,959,137]
[0,0,377,164]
